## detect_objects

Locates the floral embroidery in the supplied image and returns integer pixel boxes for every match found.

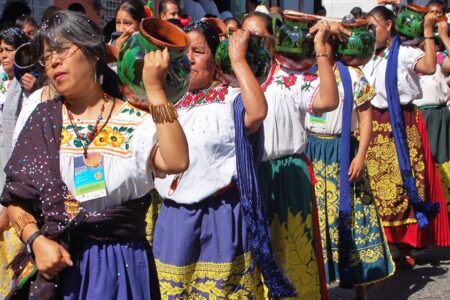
[155,252,264,299]
[175,83,228,111]
[106,129,126,148]
[366,116,426,226]
[269,210,322,299]
[61,103,147,157]
[301,73,319,92]
[60,128,73,145]
[272,73,298,90]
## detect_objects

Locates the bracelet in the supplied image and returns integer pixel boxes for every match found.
[316,52,329,58]
[150,102,178,124]
[12,212,37,240]
[26,230,42,255]
[424,36,435,40]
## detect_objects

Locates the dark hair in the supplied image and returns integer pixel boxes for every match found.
[15,14,38,29]
[103,17,117,42]
[0,27,30,49]
[314,5,327,15]
[350,7,363,18]
[68,3,86,14]
[369,5,396,36]
[167,18,183,28]
[159,0,179,15]
[38,11,122,99]
[224,17,241,29]
[427,0,446,10]
[117,0,146,23]
[0,0,31,30]
[243,11,273,35]
[184,21,220,54]
[41,6,61,24]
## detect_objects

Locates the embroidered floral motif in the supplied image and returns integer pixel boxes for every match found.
[175,83,228,111]
[155,252,264,299]
[61,103,146,156]
[60,128,73,145]
[366,116,426,226]
[301,73,319,92]
[269,210,322,299]
[272,73,298,90]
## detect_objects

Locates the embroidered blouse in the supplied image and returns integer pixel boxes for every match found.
[362,45,424,109]
[155,83,241,205]
[261,65,318,161]
[305,66,375,135]
[59,101,157,212]
[413,53,450,107]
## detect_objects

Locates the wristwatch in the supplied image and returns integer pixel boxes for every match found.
[26,231,43,255]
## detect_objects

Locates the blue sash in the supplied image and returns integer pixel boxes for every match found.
[233,95,296,297]
[385,36,439,228]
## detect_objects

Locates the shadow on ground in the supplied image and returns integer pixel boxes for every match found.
[328,246,450,300]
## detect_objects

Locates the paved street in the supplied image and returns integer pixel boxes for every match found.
[328,246,450,300]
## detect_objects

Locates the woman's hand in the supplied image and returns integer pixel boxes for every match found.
[142,48,170,102]
[0,207,9,233]
[21,73,38,93]
[348,155,365,182]
[229,29,250,65]
[115,30,133,51]
[437,20,449,40]
[424,13,438,35]
[310,20,331,48]
[329,22,351,42]
[32,235,73,280]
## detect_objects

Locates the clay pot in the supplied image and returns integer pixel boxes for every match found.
[215,33,272,87]
[273,14,319,70]
[395,4,428,39]
[117,18,191,104]
[336,19,375,66]
[13,42,42,81]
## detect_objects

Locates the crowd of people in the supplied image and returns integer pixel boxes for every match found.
[0,0,449,299]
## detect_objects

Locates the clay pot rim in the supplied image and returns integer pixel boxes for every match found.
[139,18,190,50]
[342,19,369,28]
[406,4,429,14]
[284,13,320,22]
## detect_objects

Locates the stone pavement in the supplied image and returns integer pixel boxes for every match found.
[327,246,450,300]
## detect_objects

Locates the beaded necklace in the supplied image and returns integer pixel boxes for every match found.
[65,93,115,157]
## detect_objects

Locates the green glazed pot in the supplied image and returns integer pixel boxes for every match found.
[337,20,375,67]
[395,4,428,39]
[215,34,272,87]
[117,18,191,104]
[273,14,319,70]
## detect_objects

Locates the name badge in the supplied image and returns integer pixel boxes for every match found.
[73,153,107,202]
[309,112,327,128]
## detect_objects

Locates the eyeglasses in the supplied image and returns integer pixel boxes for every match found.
[39,44,80,66]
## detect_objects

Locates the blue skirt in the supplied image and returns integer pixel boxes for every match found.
[61,240,159,300]
[305,134,395,286]
[152,188,264,299]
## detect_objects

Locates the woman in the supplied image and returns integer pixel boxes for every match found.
[304,36,394,299]
[1,11,188,299]
[413,0,450,214]
[153,21,292,299]
[363,6,450,266]
[15,15,38,40]
[0,27,32,299]
[110,0,147,53]
[242,12,338,299]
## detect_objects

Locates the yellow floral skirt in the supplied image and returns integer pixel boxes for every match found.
[258,154,326,299]
[0,225,22,299]
[305,135,395,286]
